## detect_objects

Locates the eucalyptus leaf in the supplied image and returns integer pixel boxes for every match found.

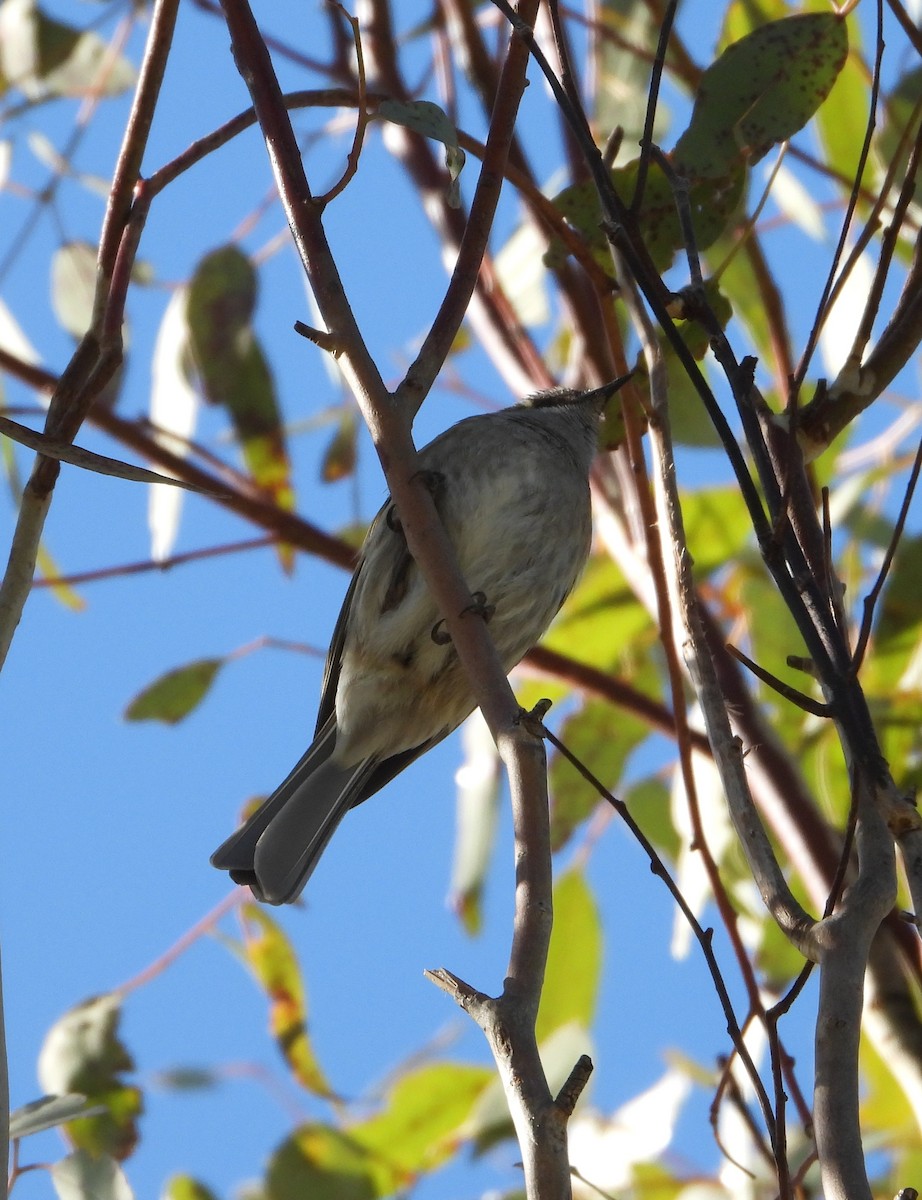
[124,658,225,725]
[675,13,848,178]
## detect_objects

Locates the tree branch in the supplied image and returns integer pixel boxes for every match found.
[218,3,576,1192]
[813,781,896,1200]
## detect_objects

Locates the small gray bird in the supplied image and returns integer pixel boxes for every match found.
[211,377,630,904]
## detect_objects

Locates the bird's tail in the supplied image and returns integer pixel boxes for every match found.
[211,720,377,905]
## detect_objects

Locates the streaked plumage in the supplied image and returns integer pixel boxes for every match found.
[211,380,628,903]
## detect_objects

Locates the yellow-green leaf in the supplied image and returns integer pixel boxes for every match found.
[545,554,655,672]
[162,1175,220,1200]
[36,543,84,611]
[241,904,333,1098]
[349,1062,493,1191]
[623,775,680,861]
[123,658,224,725]
[549,699,647,851]
[536,870,603,1043]
[320,410,358,483]
[37,994,142,1162]
[186,245,293,511]
[268,1127,378,1200]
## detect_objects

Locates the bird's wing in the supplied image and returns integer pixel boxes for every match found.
[314,558,365,736]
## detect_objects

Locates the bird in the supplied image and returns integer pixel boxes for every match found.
[211,376,631,904]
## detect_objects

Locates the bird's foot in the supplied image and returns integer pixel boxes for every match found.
[385,470,446,534]
[431,591,495,646]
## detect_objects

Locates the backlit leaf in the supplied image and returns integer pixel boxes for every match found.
[0,0,134,99]
[549,699,647,850]
[349,1062,493,1190]
[241,904,333,1098]
[161,1178,219,1200]
[548,158,745,274]
[268,1127,378,1200]
[674,13,848,178]
[51,241,96,339]
[378,99,465,206]
[38,994,142,1161]
[186,245,293,514]
[123,658,224,725]
[320,409,358,483]
[536,870,603,1042]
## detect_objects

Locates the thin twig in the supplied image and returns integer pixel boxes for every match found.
[852,431,922,670]
[630,0,678,214]
[545,726,780,1138]
[31,536,278,589]
[792,0,885,393]
[726,644,831,718]
[314,5,370,207]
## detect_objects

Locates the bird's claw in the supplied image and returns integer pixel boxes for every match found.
[463,591,495,622]
[430,591,495,645]
[385,470,447,535]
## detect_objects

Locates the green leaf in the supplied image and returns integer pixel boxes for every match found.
[864,535,922,723]
[186,245,293,513]
[623,775,680,861]
[719,0,791,47]
[875,66,922,246]
[754,886,815,986]
[545,554,655,671]
[535,870,603,1042]
[161,1176,220,1200]
[814,36,871,199]
[241,904,333,1098]
[871,534,922,660]
[674,13,848,178]
[634,280,735,447]
[267,1066,493,1200]
[594,0,665,164]
[860,1030,919,1143]
[38,994,142,1162]
[681,483,755,575]
[186,244,256,342]
[705,230,777,366]
[547,157,745,274]
[123,658,224,725]
[378,100,466,206]
[267,1127,378,1200]
[349,1062,493,1190]
[549,699,647,851]
[320,409,358,483]
[728,557,815,741]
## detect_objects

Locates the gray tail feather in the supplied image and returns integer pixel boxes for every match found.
[211,722,376,905]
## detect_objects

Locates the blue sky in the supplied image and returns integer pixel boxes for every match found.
[0,0,894,1196]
